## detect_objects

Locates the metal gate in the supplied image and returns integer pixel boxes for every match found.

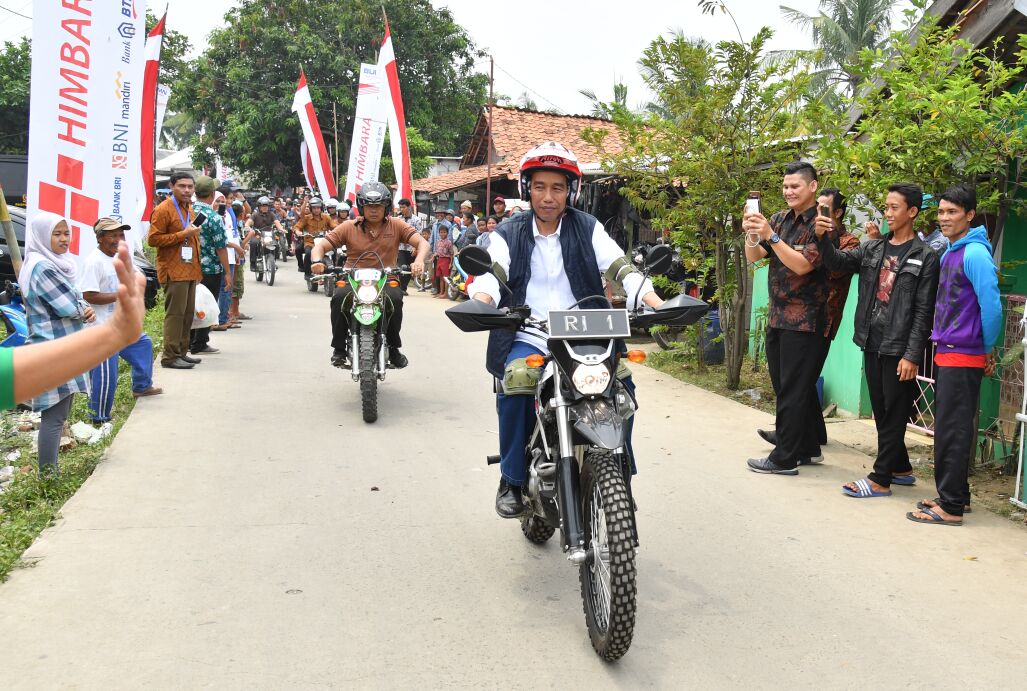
[908,343,937,436]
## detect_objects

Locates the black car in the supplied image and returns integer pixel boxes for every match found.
[1,207,160,309]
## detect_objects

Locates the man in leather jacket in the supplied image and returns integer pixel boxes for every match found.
[816,183,939,497]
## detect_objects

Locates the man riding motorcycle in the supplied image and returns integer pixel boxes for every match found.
[470,141,665,518]
[245,196,287,266]
[309,181,428,369]
[294,196,335,276]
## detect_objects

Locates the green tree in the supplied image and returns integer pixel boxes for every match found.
[378,126,435,185]
[181,0,487,186]
[579,82,628,118]
[0,38,30,155]
[779,0,897,95]
[587,26,818,389]
[815,5,1027,250]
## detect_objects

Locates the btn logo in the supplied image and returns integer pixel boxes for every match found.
[117,22,136,39]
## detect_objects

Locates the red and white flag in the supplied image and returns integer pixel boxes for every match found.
[300,141,315,190]
[378,18,412,204]
[139,12,165,223]
[291,70,338,199]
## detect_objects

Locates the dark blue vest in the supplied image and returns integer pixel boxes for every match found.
[485,207,606,378]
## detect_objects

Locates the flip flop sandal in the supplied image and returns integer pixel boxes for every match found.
[891,474,917,486]
[916,499,972,514]
[842,478,892,498]
[906,507,962,526]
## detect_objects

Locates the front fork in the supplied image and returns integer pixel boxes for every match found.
[553,379,587,564]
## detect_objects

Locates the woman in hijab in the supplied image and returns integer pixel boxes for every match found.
[20,211,96,475]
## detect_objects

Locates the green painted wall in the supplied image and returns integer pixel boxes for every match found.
[749,265,868,416]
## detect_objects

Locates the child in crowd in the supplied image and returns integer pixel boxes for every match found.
[433,226,454,299]
[908,184,1001,526]
[21,212,96,475]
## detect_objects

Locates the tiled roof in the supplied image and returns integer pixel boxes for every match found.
[411,106,623,194]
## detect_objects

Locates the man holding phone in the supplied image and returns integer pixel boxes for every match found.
[815,183,939,497]
[743,161,828,475]
[148,172,204,369]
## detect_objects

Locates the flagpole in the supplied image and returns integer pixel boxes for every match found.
[486,55,494,210]
[333,100,340,194]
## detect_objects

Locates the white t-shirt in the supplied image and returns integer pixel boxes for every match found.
[223,211,240,264]
[77,248,119,325]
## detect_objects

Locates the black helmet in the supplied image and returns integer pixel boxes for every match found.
[356,181,392,210]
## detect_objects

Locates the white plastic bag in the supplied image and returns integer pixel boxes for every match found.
[192,283,219,329]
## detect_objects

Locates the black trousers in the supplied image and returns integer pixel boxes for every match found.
[864,352,916,487]
[300,246,313,276]
[190,272,223,352]
[933,365,983,516]
[397,249,413,291]
[766,328,827,468]
[330,283,404,351]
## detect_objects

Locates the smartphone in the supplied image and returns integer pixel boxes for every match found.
[744,191,761,216]
[818,204,831,218]
[192,211,208,227]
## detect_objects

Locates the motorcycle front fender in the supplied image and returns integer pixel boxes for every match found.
[352,304,382,326]
[569,398,627,451]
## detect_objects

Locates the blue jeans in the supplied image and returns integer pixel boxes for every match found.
[88,334,155,422]
[497,341,636,486]
[218,266,234,325]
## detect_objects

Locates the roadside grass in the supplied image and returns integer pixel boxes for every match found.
[645,348,776,415]
[0,298,164,581]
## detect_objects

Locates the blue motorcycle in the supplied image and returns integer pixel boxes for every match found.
[0,277,27,347]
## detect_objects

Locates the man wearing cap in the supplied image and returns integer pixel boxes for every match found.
[80,218,163,421]
[459,199,476,223]
[492,196,510,219]
[189,175,230,356]
[148,171,202,369]
[396,198,423,294]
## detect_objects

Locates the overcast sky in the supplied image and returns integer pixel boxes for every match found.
[2,0,912,114]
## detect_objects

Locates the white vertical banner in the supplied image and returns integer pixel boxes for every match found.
[27,0,146,260]
[343,63,388,204]
[155,83,172,145]
[378,20,412,205]
[300,141,315,190]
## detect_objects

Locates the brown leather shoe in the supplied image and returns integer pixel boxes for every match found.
[212,324,231,331]
[133,386,164,398]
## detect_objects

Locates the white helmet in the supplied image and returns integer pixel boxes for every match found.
[337,201,351,212]
[326,197,339,210]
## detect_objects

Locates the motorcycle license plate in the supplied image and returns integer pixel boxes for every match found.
[548,309,630,339]
[353,268,382,282]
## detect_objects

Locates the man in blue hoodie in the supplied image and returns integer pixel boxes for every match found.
[908,184,1001,526]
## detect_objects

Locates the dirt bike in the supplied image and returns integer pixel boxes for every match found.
[445,244,709,661]
[311,252,410,423]
[251,227,278,286]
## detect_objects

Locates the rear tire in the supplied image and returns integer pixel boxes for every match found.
[359,325,378,423]
[266,254,276,286]
[520,514,556,544]
[579,448,636,661]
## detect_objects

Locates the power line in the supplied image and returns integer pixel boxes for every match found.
[0,3,30,20]
[492,62,565,114]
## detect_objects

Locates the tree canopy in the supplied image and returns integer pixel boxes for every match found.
[0,38,30,155]
[180,0,487,187]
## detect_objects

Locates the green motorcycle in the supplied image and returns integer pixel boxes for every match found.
[312,253,409,423]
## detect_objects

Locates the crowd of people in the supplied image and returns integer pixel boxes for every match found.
[2,149,1005,528]
[743,161,1000,528]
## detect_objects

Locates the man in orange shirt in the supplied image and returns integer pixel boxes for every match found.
[148,172,203,369]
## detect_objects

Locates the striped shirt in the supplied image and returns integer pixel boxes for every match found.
[25,261,90,410]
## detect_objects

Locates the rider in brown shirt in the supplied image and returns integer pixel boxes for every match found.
[310,182,427,369]
[293,197,335,275]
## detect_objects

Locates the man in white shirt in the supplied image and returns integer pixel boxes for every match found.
[471,142,664,518]
[212,191,246,329]
[80,218,162,424]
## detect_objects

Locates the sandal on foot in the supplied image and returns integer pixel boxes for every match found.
[891,474,917,486]
[916,498,972,514]
[906,507,962,526]
[842,478,892,498]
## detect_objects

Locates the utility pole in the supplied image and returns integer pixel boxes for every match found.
[485,55,494,209]
[332,101,340,193]
[0,186,21,275]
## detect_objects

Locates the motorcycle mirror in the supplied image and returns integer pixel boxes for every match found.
[645,244,673,275]
[458,245,493,277]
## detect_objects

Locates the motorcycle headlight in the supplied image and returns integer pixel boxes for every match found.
[356,285,378,303]
[571,363,611,395]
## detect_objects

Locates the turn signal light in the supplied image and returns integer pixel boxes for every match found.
[627,350,647,363]
[388,279,400,288]
[525,354,545,368]
[336,280,346,288]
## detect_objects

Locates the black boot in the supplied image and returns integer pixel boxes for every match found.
[495,479,525,519]
[757,428,778,445]
[331,348,349,368]
[388,347,408,369]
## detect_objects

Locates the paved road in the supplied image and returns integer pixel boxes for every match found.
[2,265,1026,689]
